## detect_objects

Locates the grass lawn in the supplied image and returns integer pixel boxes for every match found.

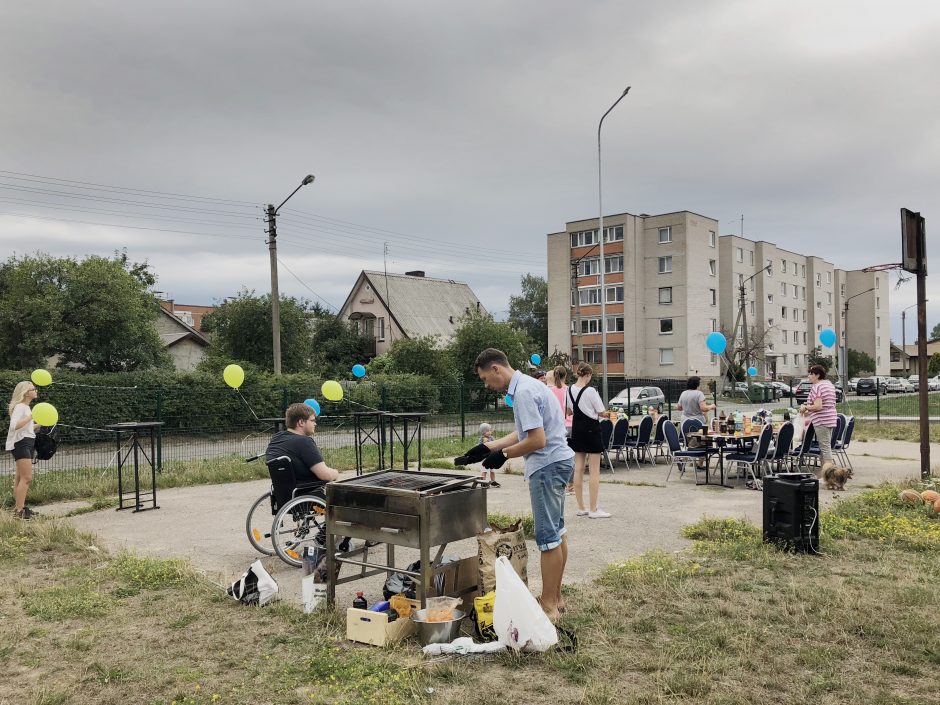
[838,392,940,418]
[3,480,940,704]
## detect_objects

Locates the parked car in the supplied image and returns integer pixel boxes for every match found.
[908,375,920,390]
[896,378,914,393]
[856,377,887,396]
[929,377,940,391]
[885,377,906,393]
[609,386,665,414]
[768,380,797,398]
[848,377,860,393]
[795,379,845,403]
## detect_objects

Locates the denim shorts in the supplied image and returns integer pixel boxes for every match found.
[528,458,575,551]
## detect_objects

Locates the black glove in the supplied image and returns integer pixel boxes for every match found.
[482,450,508,470]
[454,443,490,466]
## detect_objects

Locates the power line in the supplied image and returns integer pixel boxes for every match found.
[0,211,260,242]
[276,257,340,312]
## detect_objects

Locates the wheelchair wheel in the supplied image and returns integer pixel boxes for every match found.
[246,492,275,556]
[272,494,328,568]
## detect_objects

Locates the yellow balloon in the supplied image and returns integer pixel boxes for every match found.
[31,369,52,387]
[32,402,58,427]
[223,364,245,389]
[321,380,344,402]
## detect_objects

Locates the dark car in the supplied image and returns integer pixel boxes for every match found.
[795,379,844,403]
[856,377,886,396]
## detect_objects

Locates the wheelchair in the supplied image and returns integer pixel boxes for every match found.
[245,454,328,568]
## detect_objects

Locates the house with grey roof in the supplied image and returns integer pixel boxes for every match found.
[338,270,485,357]
[155,306,211,371]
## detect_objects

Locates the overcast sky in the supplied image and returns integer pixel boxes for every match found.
[1,1,938,343]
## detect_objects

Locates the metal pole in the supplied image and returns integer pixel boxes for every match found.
[597,86,630,404]
[266,204,281,375]
[916,259,930,479]
[902,309,907,376]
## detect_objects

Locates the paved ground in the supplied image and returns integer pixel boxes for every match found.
[53,437,934,610]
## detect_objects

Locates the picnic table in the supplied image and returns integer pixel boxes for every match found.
[687,427,773,488]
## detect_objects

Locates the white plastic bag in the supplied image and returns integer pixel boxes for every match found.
[792,414,805,445]
[227,560,279,607]
[492,556,557,652]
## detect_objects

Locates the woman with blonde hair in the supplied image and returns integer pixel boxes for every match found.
[566,363,611,518]
[6,381,40,519]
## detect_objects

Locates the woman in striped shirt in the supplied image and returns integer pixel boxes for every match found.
[798,364,838,465]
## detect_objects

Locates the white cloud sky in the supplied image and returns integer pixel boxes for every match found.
[1,0,938,339]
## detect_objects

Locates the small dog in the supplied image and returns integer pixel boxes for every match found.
[821,461,853,491]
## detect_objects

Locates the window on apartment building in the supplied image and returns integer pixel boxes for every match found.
[782,306,788,318]
[570,230,598,247]
[577,258,600,276]
[817,324,822,331]
[782,328,788,341]
[749,251,754,265]
[827,292,832,304]
[825,315,831,328]
[780,282,787,295]
[817,301,822,309]
[767,293,773,304]
[659,348,674,365]
[877,297,880,309]
[710,289,716,306]
[658,227,672,244]
[768,342,774,351]
[750,277,755,292]
[766,259,773,276]
[768,318,775,327]
[793,261,798,274]
[709,230,716,247]
[584,349,602,364]
[616,350,625,363]
[736,247,744,262]
[801,264,806,278]
[659,256,673,273]
[802,286,806,300]
[738,273,744,287]
[378,317,386,341]
[579,318,602,334]
[840,284,845,296]
[574,288,601,306]
[802,309,806,321]
[711,352,718,364]
[659,287,672,304]
[606,316,625,332]
[793,284,798,298]
[802,331,807,345]
[604,226,624,242]
[606,286,624,303]
[876,316,880,327]
[794,353,800,366]
[781,259,787,273]
[827,271,832,284]
[793,331,799,344]
[605,255,623,273]
[782,354,788,365]
[816,273,821,286]
[877,336,881,347]
[711,319,718,332]
[749,301,755,314]
[708,259,716,276]
[660,318,673,334]
[876,276,880,286]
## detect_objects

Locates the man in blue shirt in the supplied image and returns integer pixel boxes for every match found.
[456,348,575,622]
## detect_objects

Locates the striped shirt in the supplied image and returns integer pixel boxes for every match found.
[807,380,838,428]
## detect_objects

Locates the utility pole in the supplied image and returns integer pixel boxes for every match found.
[724,265,769,395]
[901,208,929,479]
[266,174,315,375]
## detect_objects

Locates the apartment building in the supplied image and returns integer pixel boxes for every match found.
[547,212,890,380]
[547,210,722,378]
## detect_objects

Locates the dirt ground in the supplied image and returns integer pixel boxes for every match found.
[54,437,934,609]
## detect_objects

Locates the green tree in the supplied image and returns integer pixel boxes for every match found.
[928,352,940,377]
[308,306,374,377]
[846,348,876,377]
[930,322,940,340]
[807,352,833,372]
[507,274,548,354]
[382,335,456,382]
[448,310,531,386]
[201,289,315,374]
[0,251,170,372]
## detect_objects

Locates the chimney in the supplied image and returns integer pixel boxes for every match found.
[405,270,425,278]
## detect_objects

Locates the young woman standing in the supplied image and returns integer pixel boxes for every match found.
[566,363,611,518]
[6,381,40,519]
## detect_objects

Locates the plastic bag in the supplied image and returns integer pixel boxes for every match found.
[425,596,461,622]
[792,414,805,445]
[227,560,278,607]
[492,556,557,652]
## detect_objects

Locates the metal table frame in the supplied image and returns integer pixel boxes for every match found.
[383,412,427,471]
[107,422,164,512]
[352,411,386,475]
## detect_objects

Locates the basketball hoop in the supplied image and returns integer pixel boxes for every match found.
[861,263,910,289]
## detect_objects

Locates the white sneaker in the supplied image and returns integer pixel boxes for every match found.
[588,509,611,519]
[576,509,589,516]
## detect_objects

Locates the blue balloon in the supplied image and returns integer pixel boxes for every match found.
[747,366,758,377]
[819,328,837,348]
[303,398,321,415]
[504,394,513,408]
[352,364,366,378]
[706,332,727,355]
[530,354,542,366]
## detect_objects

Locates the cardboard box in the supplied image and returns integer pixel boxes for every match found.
[346,608,416,646]
[431,556,480,611]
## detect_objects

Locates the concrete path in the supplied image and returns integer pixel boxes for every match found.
[56,438,933,610]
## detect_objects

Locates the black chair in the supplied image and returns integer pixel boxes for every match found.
[623,415,654,468]
[650,415,669,461]
[599,418,615,472]
[664,421,712,482]
[766,421,795,473]
[788,423,817,470]
[609,418,630,465]
[723,424,774,489]
[680,418,704,448]
[833,416,855,469]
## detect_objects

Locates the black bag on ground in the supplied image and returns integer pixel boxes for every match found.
[383,560,421,600]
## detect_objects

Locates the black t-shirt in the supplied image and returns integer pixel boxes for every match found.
[265,430,325,485]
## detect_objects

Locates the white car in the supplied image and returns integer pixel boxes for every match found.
[897,378,914,393]
[884,377,905,393]
[929,377,940,391]
[909,375,920,390]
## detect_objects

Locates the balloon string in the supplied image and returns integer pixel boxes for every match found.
[50,382,140,390]
[345,398,386,414]
[234,389,260,421]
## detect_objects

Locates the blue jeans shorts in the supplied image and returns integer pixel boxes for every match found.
[528,458,575,552]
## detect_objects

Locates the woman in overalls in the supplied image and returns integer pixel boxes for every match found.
[566,363,611,519]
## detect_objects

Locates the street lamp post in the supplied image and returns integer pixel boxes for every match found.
[841,287,876,394]
[901,303,918,376]
[597,86,630,404]
[266,174,315,375]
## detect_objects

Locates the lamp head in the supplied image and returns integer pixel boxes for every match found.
[301,174,315,186]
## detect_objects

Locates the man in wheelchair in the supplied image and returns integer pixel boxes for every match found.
[265,402,340,487]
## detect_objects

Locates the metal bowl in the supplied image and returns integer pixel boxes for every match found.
[410,608,467,645]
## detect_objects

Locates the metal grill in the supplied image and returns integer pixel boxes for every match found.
[341,470,451,491]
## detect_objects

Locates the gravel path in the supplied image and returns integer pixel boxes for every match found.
[57,438,933,609]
